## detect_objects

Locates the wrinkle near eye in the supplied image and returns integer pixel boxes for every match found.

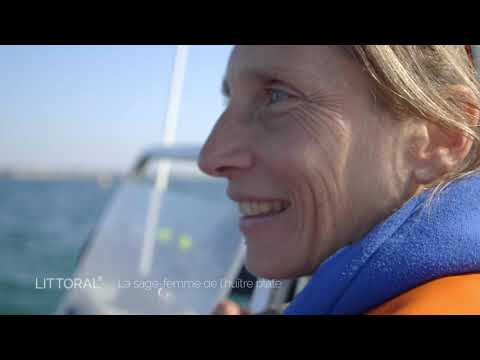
[289,100,352,156]
[304,88,345,111]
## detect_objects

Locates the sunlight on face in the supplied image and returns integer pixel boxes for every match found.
[199,46,414,279]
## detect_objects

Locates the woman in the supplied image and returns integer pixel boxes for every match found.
[198,45,480,315]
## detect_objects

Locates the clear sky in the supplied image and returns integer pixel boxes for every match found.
[0,45,233,173]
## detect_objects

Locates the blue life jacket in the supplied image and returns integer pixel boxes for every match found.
[284,173,480,315]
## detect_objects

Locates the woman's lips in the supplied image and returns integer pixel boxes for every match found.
[238,200,290,217]
[238,200,291,232]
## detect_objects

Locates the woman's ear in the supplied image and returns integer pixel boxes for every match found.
[407,85,479,186]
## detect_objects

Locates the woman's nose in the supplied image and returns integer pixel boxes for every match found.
[198,116,253,178]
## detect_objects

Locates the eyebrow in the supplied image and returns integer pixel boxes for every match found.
[220,65,311,99]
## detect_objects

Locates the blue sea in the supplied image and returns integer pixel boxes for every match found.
[0,177,252,314]
[0,178,117,314]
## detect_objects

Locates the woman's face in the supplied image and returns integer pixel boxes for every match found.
[199,46,415,279]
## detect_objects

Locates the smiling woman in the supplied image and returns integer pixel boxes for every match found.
[199,45,480,315]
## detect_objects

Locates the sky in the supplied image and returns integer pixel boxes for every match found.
[0,45,233,173]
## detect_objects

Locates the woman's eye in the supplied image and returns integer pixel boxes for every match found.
[267,88,291,105]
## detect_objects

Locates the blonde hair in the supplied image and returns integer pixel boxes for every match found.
[347,45,480,204]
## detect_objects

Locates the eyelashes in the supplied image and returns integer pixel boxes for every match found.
[221,82,300,111]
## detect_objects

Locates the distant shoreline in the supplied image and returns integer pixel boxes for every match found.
[0,159,206,181]
[0,170,123,181]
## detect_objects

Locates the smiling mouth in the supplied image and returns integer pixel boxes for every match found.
[238,200,291,218]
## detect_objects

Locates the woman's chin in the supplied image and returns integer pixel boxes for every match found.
[245,252,307,280]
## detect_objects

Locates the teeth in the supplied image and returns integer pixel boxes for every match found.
[259,202,270,213]
[272,202,282,212]
[238,200,289,217]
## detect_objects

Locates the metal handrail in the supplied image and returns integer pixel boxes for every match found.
[131,144,201,175]
[130,144,308,313]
